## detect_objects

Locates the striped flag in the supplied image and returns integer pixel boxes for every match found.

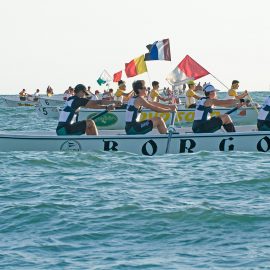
[125,55,148,78]
[144,38,171,61]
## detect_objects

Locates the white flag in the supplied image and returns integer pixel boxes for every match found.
[97,70,112,86]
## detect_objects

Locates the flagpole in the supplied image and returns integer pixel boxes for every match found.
[210,73,229,90]
[106,82,110,91]
[98,70,104,80]
[147,71,152,87]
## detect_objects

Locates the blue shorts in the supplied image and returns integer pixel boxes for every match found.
[192,117,223,133]
[257,120,270,131]
[125,120,153,135]
[56,121,86,136]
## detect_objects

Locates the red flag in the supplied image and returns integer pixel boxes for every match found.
[178,55,209,80]
[166,55,210,84]
[113,71,122,82]
[125,60,137,78]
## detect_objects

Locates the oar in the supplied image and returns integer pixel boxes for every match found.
[225,99,250,115]
[247,93,259,114]
[165,111,176,154]
[90,109,108,120]
[225,107,238,115]
[208,74,257,113]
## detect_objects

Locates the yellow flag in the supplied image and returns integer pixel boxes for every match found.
[134,55,148,75]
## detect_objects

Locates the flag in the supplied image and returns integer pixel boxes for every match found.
[125,55,148,78]
[166,55,210,85]
[113,71,122,82]
[97,70,112,86]
[144,38,171,61]
[97,78,106,86]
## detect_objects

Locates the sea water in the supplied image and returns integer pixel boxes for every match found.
[1,92,270,269]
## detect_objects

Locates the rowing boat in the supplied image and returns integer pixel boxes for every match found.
[0,126,269,155]
[1,96,38,107]
[36,105,258,128]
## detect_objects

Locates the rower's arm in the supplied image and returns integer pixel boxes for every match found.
[235,91,248,99]
[123,90,134,97]
[138,98,175,112]
[150,101,172,109]
[193,94,201,100]
[85,99,120,108]
[158,95,170,102]
[206,99,238,107]
[99,100,122,107]
[186,90,200,100]
[85,100,108,109]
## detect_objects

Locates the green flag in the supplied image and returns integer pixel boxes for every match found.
[96,70,112,86]
[97,78,106,86]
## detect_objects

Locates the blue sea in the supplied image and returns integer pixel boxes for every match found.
[1,92,270,269]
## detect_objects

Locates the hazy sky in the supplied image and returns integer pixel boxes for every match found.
[1,0,270,94]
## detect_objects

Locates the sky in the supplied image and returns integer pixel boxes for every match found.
[0,0,270,94]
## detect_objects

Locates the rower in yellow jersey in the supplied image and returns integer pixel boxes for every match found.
[227,80,248,100]
[148,81,171,102]
[185,80,201,108]
[114,80,133,102]
[46,85,54,97]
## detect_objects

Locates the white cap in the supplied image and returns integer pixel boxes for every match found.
[203,83,219,93]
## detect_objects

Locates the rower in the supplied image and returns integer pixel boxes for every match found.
[125,80,176,135]
[46,86,54,97]
[32,89,40,101]
[56,84,115,136]
[192,83,244,133]
[257,96,270,131]
[91,90,100,101]
[148,81,171,103]
[227,80,248,100]
[102,88,114,101]
[185,80,201,108]
[63,86,74,100]
[19,89,28,101]
[114,80,133,103]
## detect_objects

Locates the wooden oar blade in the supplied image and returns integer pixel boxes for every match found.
[238,109,246,116]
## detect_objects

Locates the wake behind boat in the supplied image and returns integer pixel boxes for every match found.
[0,126,269,155]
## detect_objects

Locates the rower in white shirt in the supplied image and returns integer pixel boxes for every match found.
[91,90,100,100]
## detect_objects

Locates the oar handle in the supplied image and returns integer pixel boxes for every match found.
[247,93,259,114]
[165,111,177,154]
[225,98,248,115]
[170,111,176,125]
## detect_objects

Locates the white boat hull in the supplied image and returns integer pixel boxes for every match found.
[36,105,258,128]
[38,96,65,107]
[0,129,269,155]
[1,96,37,107]
[36,105,60,118]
